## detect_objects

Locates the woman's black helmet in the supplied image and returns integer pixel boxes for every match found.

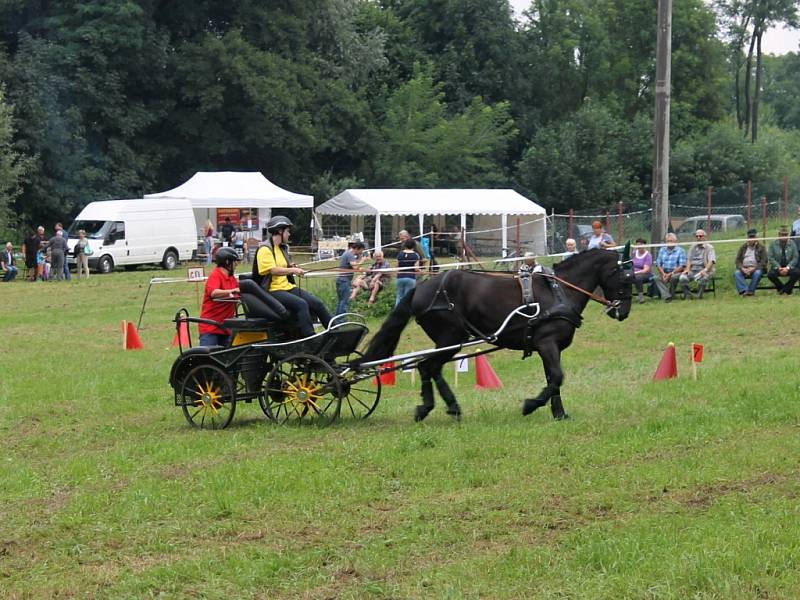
[266,215,294,234]
[215,246,239,267]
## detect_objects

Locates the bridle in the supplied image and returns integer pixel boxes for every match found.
[542,259,633,319]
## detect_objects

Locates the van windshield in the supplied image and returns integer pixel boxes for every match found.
[68,220,111,239]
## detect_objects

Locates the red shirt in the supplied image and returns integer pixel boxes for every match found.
[199,267,239,335]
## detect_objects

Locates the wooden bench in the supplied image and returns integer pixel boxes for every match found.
[649,277,716,298]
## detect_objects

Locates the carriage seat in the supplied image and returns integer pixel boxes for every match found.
[180,345,224,356]
[238,278,290,323]
[221,317,274,331]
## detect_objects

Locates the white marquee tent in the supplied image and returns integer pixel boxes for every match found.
[145,171,313,233]
[315,189,547,254]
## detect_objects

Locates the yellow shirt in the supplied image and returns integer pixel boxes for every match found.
[256,245,295,292]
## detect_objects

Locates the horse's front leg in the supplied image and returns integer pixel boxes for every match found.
[414,361,436,422]
[522,342,568,420]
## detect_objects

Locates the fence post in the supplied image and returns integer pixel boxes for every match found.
[762,196,768,239]
[605,209,610,232]
[746,180,752,228]
[568,208,574,240]
[515,217,520,257]
[617,201,624,242]
[706,186,713,231]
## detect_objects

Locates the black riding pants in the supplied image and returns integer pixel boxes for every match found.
[271,287,333,337]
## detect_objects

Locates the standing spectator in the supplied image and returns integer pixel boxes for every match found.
[203,219,214,264]
[632,238,653,303]
[233,227,245,258]
[351,250,391,305]
[587,220,615,250]
[1,242,18,281]
[734,228,767,296]
[73,229,91,280]
[23,229,39,281]
[54,223,71,280]
[47,230,69,281]
[654,233,687,303]
[395,238,420,306]
[767,226,800,295]
[199,247,240,347]
[36,241,47,281]
[220,217,235,245]
[398,230,426,268]
[678,229,716,299]
[335,241,366,315]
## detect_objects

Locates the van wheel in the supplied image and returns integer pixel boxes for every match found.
[97,255,114,274]
[162,250,179,270]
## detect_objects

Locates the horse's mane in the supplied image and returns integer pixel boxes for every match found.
[553,248,615,275]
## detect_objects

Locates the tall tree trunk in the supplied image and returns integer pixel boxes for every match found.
[733,15,751,130]
[743,28,757,138]
[752,27,763,143]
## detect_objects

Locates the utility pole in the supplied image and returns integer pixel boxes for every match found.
[651,0,672,243]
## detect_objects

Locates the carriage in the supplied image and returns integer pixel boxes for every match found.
[168,278,385,429]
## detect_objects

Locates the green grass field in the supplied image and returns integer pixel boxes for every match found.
[3,244,800,599]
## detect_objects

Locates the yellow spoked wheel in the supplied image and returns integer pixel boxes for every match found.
[180,364,236,429]
[261,353,342,426]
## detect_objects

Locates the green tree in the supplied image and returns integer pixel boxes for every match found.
[0,87,26,239]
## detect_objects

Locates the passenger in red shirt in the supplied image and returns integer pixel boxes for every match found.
[199,247,240,346]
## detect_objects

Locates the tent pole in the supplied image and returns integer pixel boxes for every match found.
[374,214,382,251]
[501,214,508,257]
[418,213,424,238]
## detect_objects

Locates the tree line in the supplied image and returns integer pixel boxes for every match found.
[0,0,797,239]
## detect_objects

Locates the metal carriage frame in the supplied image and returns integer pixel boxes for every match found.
[170,311,383,429]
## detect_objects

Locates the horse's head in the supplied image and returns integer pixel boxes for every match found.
[598,243,634,321]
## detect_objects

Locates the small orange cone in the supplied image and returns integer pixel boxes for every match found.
[653,342,677,381]
[375,362,396,386]
[124,320,144,350]
[475,355,503,389]
[172,320,191,347]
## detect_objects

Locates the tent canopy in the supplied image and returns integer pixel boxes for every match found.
[316,189,544,216]
[315,189,546,253]
[145,171,313,209]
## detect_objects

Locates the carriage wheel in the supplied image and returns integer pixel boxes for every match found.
[261,354,342,426]
[179,364,236,430]
[339,371,382,419]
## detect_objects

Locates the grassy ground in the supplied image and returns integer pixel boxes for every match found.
[2,244,800,599]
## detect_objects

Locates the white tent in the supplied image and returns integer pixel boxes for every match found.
[316,189,547,254]
[145,171,313,234]
[145,171,313,208]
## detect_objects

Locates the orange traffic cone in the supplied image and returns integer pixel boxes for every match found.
[123,320,144,350]
[375,362,396,386]
[172,320,190,347]
[475,355,503,389]
[653,342,677,381]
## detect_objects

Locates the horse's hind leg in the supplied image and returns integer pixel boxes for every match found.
[415,361,436,422]
[431,359,461,419]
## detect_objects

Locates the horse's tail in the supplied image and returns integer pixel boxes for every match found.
[355,289,416,366]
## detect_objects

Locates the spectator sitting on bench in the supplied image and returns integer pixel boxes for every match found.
[734,228,767,296]
[632,238,653,304]
[351,250,390,305]
[678,229,715,300]
[654,233,686,303]
[767,226,800,295]
[1,242,18,281]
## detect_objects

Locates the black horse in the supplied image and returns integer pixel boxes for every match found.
[356,248,633,421]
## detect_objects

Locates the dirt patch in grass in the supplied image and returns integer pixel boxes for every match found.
[659,472,795,510]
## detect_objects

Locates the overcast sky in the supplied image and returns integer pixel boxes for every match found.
[508,0,800,55]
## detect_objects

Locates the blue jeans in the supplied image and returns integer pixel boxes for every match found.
[271,287,333,337]
[205,238,213,264]
[199,332,230,347]
[395,277,416,306]
[734,268,762,294]
[2,265,17,281]
[335,277,352,315]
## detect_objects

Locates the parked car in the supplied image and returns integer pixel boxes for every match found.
[673,214,746,240]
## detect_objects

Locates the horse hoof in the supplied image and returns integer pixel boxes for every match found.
[522,398,542,416]
[446,406,462,421]
[414,405,433,422]
[554,412,570,421]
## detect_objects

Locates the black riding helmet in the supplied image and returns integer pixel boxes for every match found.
[266,215,294,234]
[215,246,239,268]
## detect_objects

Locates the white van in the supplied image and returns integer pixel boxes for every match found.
[66,198,197,273]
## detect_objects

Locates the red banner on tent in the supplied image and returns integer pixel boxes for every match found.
[692,343,704,363]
